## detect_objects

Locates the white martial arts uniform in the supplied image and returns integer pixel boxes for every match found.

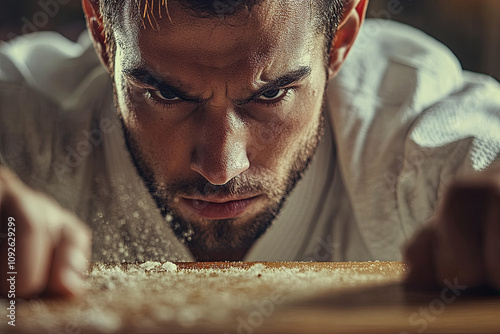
[1,19,499,262]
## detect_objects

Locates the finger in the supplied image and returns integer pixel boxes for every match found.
[0,169,92,298]
[46,216,91,297]
[434,181,488,287]
[1,190,54,297]
[403,223,438,289]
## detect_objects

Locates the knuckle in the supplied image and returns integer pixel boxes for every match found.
[76,222,93,244]
[16,212,44,238]
[63,214,93,249]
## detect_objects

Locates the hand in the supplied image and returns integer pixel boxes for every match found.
[403,168,500,290]
[0,167,92,298]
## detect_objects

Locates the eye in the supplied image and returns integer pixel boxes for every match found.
[149,88,181,102]
[257,88,288,102]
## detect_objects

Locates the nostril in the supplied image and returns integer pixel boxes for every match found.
[190,152,250,185]
[189,166,233,186]
[206,171,233,186]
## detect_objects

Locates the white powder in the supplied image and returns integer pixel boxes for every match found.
[160,261,178,272]
[247,263,265,277]
[138,261,177,272]
[86,310,122,332]
[139,261,161,271]
[1,262,404,333]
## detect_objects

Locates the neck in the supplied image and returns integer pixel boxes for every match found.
[188,247,250,262]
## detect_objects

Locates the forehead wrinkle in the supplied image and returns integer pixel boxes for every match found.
[116,0,319,101]
[134,0,314,56]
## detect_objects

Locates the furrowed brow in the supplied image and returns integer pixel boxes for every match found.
[123,67,204,103]
[236,66,312,105]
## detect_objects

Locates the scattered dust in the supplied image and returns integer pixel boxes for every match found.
[1,262,404,333]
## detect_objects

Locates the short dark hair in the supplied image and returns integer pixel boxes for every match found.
[97,0,346,67]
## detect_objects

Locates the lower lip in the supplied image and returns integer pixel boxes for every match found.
[180,197,258,219]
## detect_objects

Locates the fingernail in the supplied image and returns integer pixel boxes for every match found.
[68,248,89,273]
[63,269,84,294]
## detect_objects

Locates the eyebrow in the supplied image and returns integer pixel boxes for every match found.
[123,65,312,105]
[237,66,312,105]
[124,67,203,103]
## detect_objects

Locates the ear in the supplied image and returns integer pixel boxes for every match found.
[328,0,369,79]
[82,0,112,74]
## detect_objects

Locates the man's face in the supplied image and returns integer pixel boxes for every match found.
[112,1,328,254]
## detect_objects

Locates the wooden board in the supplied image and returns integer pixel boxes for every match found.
[1,261,499,333]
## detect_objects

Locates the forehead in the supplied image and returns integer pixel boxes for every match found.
[114,1,320,78]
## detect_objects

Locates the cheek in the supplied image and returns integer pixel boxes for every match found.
[247,85,323,171]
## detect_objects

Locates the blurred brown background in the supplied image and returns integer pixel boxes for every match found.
[367,0,500,81]
[0,0,86,42]
[0,0,499,80]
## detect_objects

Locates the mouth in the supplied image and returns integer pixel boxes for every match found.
[178,195,261,219]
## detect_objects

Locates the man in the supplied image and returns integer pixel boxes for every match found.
[0,0,499,298]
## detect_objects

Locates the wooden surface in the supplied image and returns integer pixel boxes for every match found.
[1,261,499,333]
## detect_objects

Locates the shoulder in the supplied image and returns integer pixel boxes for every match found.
[0,31,114,190]
[409,71,500,171]
[327,19,500,158]
[0,30,104,103]
[330,19,463,109]
[0,31,111,131]
[325,20,500,253]
[0,30,112,132]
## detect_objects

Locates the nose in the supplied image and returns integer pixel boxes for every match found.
[190,108,250,185]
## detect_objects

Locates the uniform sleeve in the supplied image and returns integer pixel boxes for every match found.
[397,72,500,236]
[0,79,61,189]
[0,31,104,194]
[327,19,500,260]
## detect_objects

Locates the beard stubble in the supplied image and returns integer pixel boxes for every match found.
[119,100,326,253]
